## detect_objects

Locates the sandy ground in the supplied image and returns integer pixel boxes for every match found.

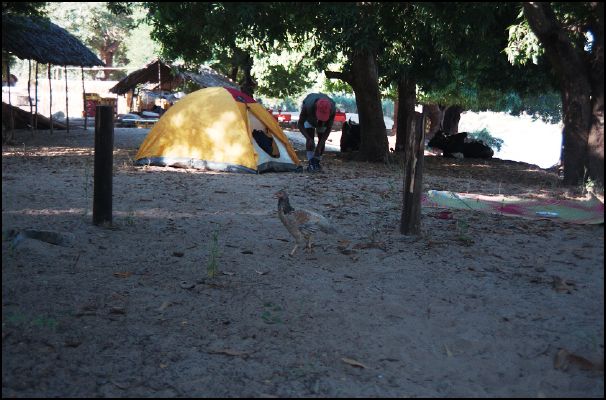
[2,126,604,398]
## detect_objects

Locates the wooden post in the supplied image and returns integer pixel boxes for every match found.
[6,54,14,133]
[63,65,69,132]
[48,63,53,135]
[92,105,114,226]
[158,60,161,91]
[34,62,38,130]
[28,59,34,136]
[400,110,425,235]
[392,99,398,137]
[82,66,87,130]
[64,65,69,133]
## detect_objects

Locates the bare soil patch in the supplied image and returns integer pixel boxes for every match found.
[2,127,604,397]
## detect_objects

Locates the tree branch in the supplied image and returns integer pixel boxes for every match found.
[522,2,587,83]
[325,70,352,85]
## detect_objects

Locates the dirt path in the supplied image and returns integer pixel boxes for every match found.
[2,128,604,397]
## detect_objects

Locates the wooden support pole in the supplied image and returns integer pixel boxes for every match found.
[82,66,87,130]
[400,110,426,235]
[6,53,14,133]
[158,60,161,91]
[92,105,114,226]
[34,62,39,130]
[64,65,69,134]
[48,63,53,135]
[28,59,33,136]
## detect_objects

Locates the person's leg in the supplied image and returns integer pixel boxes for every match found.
[301,127,319,171]
[301,127,316,160]
[313,129,331,170]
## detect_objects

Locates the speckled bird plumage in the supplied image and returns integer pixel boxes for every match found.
[274,190,337,256]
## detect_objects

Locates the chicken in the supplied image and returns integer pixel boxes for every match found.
[274,190,338,257]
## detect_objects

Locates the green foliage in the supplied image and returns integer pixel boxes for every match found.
[506,18,544,65]
[254,60,313,98]
[455,218,474,246]
[386,3,557,112]
[507,3,597,67]
[256,96,299,112]
[46,2,135,78]
[121,6,161,68]
[2,2,48,17]
[324,77,353,95]
[330,94,357,113]
[256,92,394,117]
[495,91,562,123]
[468,129,504,152]
[144,3,302,95]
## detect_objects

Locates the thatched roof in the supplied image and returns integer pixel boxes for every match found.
[109,59,239,95]
[2,14,104,67]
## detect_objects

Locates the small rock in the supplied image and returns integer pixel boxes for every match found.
[180,281,195,289]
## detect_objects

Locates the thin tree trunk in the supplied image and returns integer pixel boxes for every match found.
[34,62,38,130]
[239,52,256,97]
[2,54,14,143]
[229,64,239,83]
[99,49,115,81]
[82,67,87,130]
[442,105,463,134]
[392,99,398,138]
[394,73,416,153]
[48,63,53,135]
[424,103,444,140]
[7,55,14,133]
[158,60,162,89]
[400,109,425,235]
[28,59,33,136]
[64,65,69,134]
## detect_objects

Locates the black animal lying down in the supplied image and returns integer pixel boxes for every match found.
[428,131,494,159]
[340,119,361,152]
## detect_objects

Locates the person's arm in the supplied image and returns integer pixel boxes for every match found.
[324,114,335,133]
[297,106,308,135]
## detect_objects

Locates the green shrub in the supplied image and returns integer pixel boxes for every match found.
[469,128,504,152]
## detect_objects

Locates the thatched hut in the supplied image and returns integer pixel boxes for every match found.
[109,59,239,113]
[2,14,104,135]
[110,59,239,95]
[2,14,104,67]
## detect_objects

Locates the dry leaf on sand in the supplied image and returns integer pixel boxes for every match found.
[342,357,368,369]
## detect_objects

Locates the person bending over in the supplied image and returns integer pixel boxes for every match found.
[297,93,336,172]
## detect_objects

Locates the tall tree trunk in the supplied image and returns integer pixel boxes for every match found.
[229,65,239,83]
[239,52,256,97]
[99,49,114,81]
[442,105,463,134]
[326,49,388,162]
[424,103,444,140]
[349,49,389,162]
[400,109,425,235]
[523,2,604,186]
[587,2,604,186]
[394,73,416,153]
[392,99,398,138]
[99,39,120,81]
[28,59,33,135]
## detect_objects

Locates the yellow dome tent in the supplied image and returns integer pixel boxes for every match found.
[135,87,302,173]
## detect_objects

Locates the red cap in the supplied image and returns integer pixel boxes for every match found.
[315,98,331,122]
